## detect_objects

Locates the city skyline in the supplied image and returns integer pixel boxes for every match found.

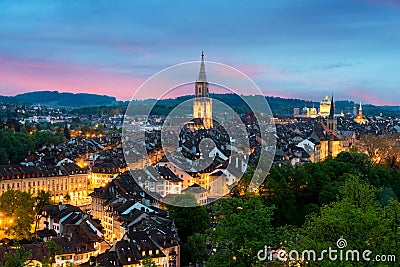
[1,0,400,105]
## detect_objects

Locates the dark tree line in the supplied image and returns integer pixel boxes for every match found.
[0,124,68,164]
[233,152,400,227]
[171,152,400,266]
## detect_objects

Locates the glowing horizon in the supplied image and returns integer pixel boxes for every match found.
[0,0,399,106]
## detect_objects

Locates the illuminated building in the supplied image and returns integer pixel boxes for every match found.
[309,103,318,117]
[0,163,89,205]
[319,95,331,118]
[309,95,353,162]
[191,51,213,130]
[90,161,128,190]
[354,102,367,124]
[296,103,318,119]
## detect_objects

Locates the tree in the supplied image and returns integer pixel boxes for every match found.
[230,166,255,197]
[295,176,400,266]
[142,258,157,267]
[184,233,207,265]
[63,124,71,140]
[0,147,9,165]
[0,190,35,240]
[34,130,66,148]
[34,190,52,233]
[0,130,36,163]
[6,118,21,132]
[0,190,35,216]
[381,200,400,255]
[207,197,276,267]
[42,240,63,267]
[1,243,32,267]
[64,191,71,201]
[355,134,394,164]
[6,206,34,240]
[379,186,398,206]
[166,194,210,242]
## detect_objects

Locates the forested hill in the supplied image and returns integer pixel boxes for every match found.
[70,93,400,117]
[1,91,399,116]
[13,91,117,107]
[148,94,400,117]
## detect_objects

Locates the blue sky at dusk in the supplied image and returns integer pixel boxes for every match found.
[0,0,399,105]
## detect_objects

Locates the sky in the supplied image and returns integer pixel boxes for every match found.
[0,0,399,105]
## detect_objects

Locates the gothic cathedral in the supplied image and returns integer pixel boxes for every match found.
[192,51,213,129]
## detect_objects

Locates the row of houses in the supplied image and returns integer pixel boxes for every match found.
[0,203,103,267]
[89,171,180,266]
[0,171,181,267]
[0,163,89,205]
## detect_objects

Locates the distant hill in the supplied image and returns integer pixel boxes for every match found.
[0,95,15,104]
[13,91,117,107]
[1,90,399,117]
[69,93,400,117]
[150,94,400,117]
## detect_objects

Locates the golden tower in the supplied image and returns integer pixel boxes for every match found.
[193,51,213,129]
[319,95,331,118]
[354,102,367,124]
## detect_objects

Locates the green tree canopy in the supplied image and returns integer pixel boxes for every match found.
[34,190,52,233]
[208,196,276,267]
[0,190,35,240]
[1,244,31,267]
[166,194,210,242]
[294,176,400,266]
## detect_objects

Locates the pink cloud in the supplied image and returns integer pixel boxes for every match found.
[0,56,396,106]
[347,88,397,106]
[0,56,146,100]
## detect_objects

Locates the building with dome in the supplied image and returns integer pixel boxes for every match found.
[297,102,318,119]
[319,95,331,118]
[309,103,318,117]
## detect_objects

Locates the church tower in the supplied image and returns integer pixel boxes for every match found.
[354,102,367,124]
[193,51,213,129]
[327,94,337,132]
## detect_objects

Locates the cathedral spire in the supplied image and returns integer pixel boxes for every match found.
[329,94,335,119]
[198,50,207,82]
